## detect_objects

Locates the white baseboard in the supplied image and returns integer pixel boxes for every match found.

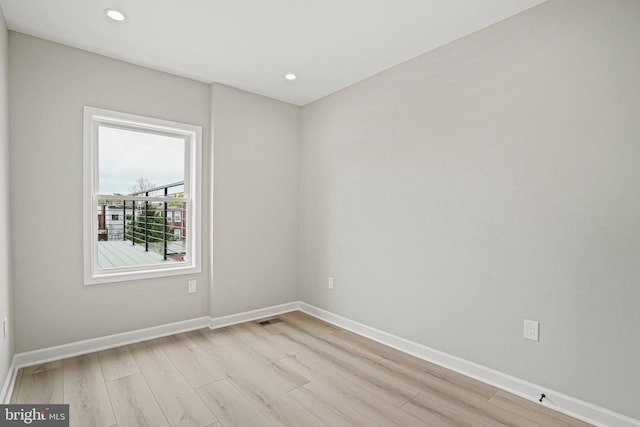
[10,300,302,369]
[1,302,302,403]
[209,301,300,329]
[3,301,638,427]
[0,358,17,404]
[298,302,640,427]
[13,316,211,369]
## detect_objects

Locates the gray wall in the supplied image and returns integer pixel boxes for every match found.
[298,0,640,419]
[0,9,13,394]
[8,34,301,352]
[6,0,640,419]
[9,33,211,352]
[210,83,299,317]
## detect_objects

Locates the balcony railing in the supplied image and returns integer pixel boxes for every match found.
[97,181,186,263]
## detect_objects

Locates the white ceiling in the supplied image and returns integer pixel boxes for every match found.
[0,0,546,106]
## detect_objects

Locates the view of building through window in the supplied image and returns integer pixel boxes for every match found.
[95,125,187,268]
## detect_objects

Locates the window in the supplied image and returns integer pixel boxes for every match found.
[175,210,182,222]
[83,107,202,284]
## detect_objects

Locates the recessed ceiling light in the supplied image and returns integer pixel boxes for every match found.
[284,73,297,81]
[105,9,126,21]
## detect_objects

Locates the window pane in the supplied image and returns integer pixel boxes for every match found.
[96,198,187,267]
[96,125,187,270]
[98,126,185,195]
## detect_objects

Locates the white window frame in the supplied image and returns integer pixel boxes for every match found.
[83,106,202,285]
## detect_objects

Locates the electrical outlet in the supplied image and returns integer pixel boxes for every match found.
[524,319,539,341]
[328,277,335,290]
[3,317,7,341]
[188,280,197,294]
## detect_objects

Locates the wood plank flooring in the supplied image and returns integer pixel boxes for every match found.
[10,311,592,427]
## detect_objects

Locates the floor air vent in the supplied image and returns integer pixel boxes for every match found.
[257,318,282,326]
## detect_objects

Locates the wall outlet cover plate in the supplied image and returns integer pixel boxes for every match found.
[524,319,539,341]
[188,280,197,293]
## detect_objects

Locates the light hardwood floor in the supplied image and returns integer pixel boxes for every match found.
[10,311,592,427]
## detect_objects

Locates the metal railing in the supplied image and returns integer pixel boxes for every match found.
[97,181,186,261]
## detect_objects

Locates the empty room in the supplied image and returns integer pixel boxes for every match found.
[0,0,639,426]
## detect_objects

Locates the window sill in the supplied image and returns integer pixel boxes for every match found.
[85,264,201,285]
